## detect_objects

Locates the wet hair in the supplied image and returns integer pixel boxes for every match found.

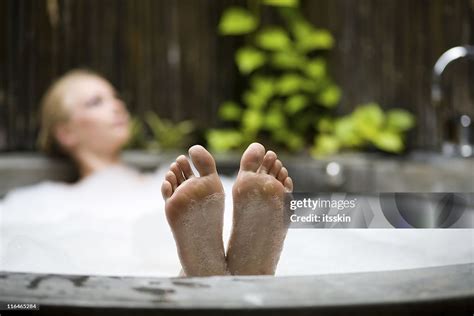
[37,68,101,157]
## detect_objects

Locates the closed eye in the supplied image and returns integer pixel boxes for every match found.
[85,95,103,107]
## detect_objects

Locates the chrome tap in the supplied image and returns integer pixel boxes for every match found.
[432,46,474,157]
[432,46,474,107]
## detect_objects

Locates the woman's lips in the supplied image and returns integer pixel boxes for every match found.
[112,119,129,127]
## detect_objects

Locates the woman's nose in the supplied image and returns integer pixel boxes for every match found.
[112,98,127,114]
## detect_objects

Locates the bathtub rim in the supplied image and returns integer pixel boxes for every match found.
[0,263,472,311]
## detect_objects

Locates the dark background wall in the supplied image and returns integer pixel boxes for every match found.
[0,0,473,151]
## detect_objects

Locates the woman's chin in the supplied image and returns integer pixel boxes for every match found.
[93,137,128,156]
[111,126,130,140]
[114,132,131,151]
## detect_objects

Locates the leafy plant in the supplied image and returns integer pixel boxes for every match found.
[208,0,415,157]
[126,112,195,151]
[146,112,195,150]
[126,116,148,149]
[312,103,415,157]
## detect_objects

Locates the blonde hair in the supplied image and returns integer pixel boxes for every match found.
[37,69,100,156]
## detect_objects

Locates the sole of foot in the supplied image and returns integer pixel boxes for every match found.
[161,145,227,276]
[227,142,293,275]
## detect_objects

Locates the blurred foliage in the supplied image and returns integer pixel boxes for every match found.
[312,103,415,157]
[126,117,148,149]
[126,112,195,151]
[208,0,415,157]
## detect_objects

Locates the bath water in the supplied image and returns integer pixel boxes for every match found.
[0,164,472,276]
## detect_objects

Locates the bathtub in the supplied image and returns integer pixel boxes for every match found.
[0,151,473,314]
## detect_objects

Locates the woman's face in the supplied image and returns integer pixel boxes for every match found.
[58,75,131,156]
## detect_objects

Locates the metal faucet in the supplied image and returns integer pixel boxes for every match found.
[431,46,474,157]
[432,46,474,106]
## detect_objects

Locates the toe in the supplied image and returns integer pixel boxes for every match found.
[277,167,288,183]
[188,145,217,177]
[284,177,293,192]
[170,162,185,184]
[165,171,178,191]
[270,159,282,177]
[177,155,195,179]
[161,181,173,199]
[240,142,265,172]
[258,150,277,174]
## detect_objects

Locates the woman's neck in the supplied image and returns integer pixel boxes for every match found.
[74,150,123,178]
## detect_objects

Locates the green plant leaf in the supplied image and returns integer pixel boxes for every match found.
[316,117,334,133]
[353,103,385,140]
[386,109,415,131]
[207,129,243,152]
[218,7,258,35]
[145,112,195,150]
[299,29,334,51]
[305,58,326,79]
[243,90,267,110]
[250,75,275,100]
[317,84,341,108]
[276,73,304,95]
[284,94,308,114]
[235,47,266,74]
[125,116,146,149]
[263,0,299,7]
[264,107,287,130]
[277,6,303,26]
[256,27,291,51]
[334,116,363,147]
[219,101,242,121]
[176,121,194,134]
[244,76,275,110]
[292,21,334,52]
[301,77,320,93]
[242,109,264,132]
[311,134,340,157]
[274,128,304,151]
[373,130,403,153]
[291,20,313,39]
[271,50,305,69]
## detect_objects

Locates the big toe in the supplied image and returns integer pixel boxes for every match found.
[188,145,217,176]
[240,142,265,172]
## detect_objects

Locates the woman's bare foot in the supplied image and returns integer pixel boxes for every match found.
[161,145,227,276]
[227,143,293,275]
